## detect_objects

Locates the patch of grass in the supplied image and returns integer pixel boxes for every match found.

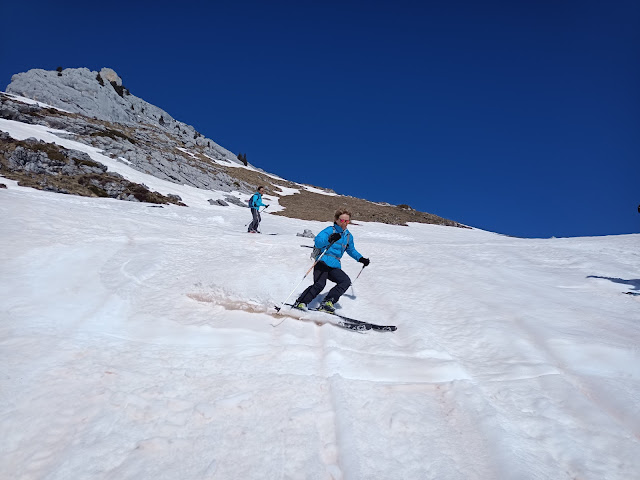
[73,158,104,169]
[110,81,125,97]
[30,142,67,162]
[0,140,67,163]
[89,128,137,144]
[88,185,109,197]
[272,189,466,227]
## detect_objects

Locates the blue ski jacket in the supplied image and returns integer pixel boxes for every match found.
[250,192,266,209]
[314,223,362,269]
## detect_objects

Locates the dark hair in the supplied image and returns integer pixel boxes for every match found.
[258,186,265,191]
[334,208,352,221]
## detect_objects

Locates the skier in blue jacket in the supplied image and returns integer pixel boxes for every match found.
[294,209,370,313]
[248,186,269,233]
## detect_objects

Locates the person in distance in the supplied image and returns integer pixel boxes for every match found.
[247,186,269,233]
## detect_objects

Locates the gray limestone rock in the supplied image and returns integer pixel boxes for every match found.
[296,229,316,238]
[2,74,258,197]
[207,199,228,206]
[223,195,246,208]
[6,67,243,169]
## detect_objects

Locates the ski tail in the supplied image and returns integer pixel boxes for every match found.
[279,303,397,332]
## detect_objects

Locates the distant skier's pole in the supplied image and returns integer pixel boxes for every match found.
[245,206,268,227]
[274,240,337,324]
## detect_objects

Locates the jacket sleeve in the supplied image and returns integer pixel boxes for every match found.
[254,194,266,208]
[346,232,362,261]
[314,226,333,249]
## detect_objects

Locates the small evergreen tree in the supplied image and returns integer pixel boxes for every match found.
[109,81,125,97]
[56,66,63,76]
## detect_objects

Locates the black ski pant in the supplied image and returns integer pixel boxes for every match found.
[296,261,351,305]
[248,208,261,232]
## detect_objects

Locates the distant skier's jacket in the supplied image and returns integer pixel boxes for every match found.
[314,223,362,269]
[249,192,266,209]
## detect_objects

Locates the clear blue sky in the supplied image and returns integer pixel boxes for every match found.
[2,0,638,238]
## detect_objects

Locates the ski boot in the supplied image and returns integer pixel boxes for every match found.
[318,300,335,314]
[293,302,308,311]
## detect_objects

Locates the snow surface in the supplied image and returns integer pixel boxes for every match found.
[3,92,74,113]
[1,123,640,479]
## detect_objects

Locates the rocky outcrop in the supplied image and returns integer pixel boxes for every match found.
[8,68,207,141]
[296,229,316,238]
[0,132,184,205]
[0,89,255,195]
[6,68,249,181]
[1,67,468,228]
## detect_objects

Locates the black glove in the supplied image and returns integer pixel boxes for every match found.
[328,232,341,243]
[358,257,370,266]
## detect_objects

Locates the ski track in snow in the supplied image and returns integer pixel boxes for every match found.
[1,182,640,479]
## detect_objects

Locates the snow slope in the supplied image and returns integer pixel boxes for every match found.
[1,119,640,479]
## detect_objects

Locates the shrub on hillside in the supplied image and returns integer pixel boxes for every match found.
[110,81,125,97]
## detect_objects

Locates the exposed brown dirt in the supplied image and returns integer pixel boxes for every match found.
[0,94,467,228]
[272,189,466,227]
[215,164,465,226]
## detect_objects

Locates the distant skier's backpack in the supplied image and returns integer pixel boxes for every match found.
[247,194,255,208]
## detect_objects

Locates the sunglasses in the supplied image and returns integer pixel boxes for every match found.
[339,218,350,223]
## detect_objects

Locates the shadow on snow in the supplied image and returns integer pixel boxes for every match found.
[587,275,640,292]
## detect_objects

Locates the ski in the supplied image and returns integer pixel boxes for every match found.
[276,304,397,332]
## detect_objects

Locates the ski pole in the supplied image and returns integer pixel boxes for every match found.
[349,264,366,296]
[274,240,337,321]
[245,206,268,227]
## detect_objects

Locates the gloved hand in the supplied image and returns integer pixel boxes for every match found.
[358,257,370,266]
[328,232,341,243]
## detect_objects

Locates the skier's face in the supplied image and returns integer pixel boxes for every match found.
[337,215,350,230]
